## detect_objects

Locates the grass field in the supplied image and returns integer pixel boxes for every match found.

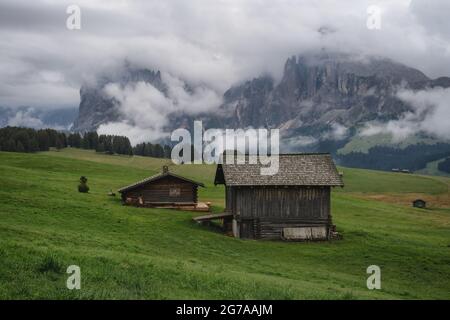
[0,148,449,299]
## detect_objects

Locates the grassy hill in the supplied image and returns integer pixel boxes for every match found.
[0,148,449,299]
[416,157,450,177]
[337,132,440,155]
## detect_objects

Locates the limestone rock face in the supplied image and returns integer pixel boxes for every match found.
[72,68,166,132]
[73,52,450,139]
[216,52,445,138]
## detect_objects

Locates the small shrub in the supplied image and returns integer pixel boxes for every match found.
[78,184,90,193]
[38,254,64,274]
[78,176,89,193]
[341,291,357,300]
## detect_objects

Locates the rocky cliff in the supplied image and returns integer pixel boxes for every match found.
[217,52,444,137]
[73,52,450,140]
[72,68,166,132]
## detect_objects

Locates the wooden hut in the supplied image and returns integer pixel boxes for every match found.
[118,166,208,211]
[213,153,344,240]
[412,199,426,209]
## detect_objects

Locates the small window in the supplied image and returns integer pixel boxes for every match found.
[169,187,181,197]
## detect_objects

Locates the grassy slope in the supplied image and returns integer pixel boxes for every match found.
[416,158,450,177]
[0,148,449,299]
[337,133,440,155]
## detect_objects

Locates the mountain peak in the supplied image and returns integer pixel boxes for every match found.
[73,64,166,132]
[73,52,448,141]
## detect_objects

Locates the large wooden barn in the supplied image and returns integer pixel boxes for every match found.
[213,153,344,240]
[118,166,208,211]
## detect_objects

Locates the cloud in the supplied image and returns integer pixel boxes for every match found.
[162,73,223,114]
[7,108,44,128]
[97,73,222,144]
[359,120,415,142]
[397,87,450,139]
[3,107,74,130]
[1,0,450,111]
[281,135,318,152]
[322,123,349,140]
[359,86,450,141]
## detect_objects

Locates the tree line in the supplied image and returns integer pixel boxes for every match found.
[0,127,172,158]
[0,126,67,152]
[339,143,450,172]
[67,131,134,155]
[133,142,172,158]
[72,131,172,158]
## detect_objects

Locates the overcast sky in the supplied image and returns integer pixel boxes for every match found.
[1,0,450,110]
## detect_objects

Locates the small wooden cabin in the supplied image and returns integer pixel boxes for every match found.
[214,154,344,240]
[118,166,206,211]
[412,199,426,209]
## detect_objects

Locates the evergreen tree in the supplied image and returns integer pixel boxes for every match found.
[163,145,172,159]
[133,143,143,156]
[55,136,64,150]
[29,138,39,152]
[96,142,105,153]
[144,143,153,156]
[5,139,15,152]
[0,127,66,153]
[81,134,90,149]
[154,144,164,158]
[86,131,98,149]
[68,133,81,148]
[37,130,50,151]
[16,141,25,153]
[14,131,30,151]
[58,133,67,148]
[45,129,58,147]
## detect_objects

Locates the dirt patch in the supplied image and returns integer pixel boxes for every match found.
[351,192,450,209]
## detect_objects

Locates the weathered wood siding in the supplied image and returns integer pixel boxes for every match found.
[231,186,331,239]
[225,186,234,213]
[124,175,197,204]
[235,186,330,219]
[250,218,330,239]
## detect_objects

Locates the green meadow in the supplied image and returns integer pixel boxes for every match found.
[0,148,449,299]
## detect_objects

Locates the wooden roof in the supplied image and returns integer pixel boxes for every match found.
[214,153,344,187]
[118,171,205,193]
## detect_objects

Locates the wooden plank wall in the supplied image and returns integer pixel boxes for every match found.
[230,186,332,239]
[255,218,329,239]
[237,218,330,239]
[235,186,330,219]
[225,186,233,212]
[124,176,197,203]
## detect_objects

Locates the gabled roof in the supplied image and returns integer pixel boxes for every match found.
[214,153,344,187]
[118,171,205,193]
